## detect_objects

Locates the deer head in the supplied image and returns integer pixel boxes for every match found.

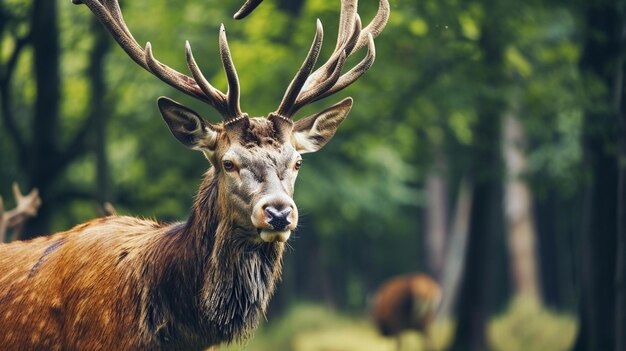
[74,0,389,243]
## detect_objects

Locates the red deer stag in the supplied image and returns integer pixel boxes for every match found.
[0,0,389,350]
[372,274,442,350]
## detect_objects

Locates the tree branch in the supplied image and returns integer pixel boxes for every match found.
[57,115,96,170]
[0,183,42,242]
[0,31,32,163]
[1,31,31,84]
[57,21,111,175]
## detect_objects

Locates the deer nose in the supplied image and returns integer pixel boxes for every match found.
[264,206,292,230]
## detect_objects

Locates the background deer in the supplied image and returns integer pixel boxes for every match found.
[372,274,442,351]
[0,0,388,350]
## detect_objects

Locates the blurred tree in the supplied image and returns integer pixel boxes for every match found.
[518,3,583,311]
[0,0,112,237]
[573,0,622,350]
[438,178,472,318]
[87,18,112,209]
[615,20,626,350]
[502,109,540,301]
[27,0,62,236]
[450,2,509,350]
[424,157,448,281]
[613,3,626,350]
[0,1,30,168]
[0,0,64,236]
[617,43,626,351]
[277,0,304,16]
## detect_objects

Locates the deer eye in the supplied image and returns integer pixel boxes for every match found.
[294,160,302,170]
[223,160,236,171]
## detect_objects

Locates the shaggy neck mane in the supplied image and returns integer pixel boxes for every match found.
[145,167,284,347]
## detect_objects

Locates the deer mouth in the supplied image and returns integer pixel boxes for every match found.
[258,229,291,243]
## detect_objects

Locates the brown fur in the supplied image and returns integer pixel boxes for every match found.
[0,168,283,350]
[372,274,442,337]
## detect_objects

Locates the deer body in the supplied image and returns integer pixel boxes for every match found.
[0,168,283,350]
[372,274,442,337]
[0,0,389,348]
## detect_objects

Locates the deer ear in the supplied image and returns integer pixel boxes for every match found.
[292,98,353,153]
[158,97,219,152]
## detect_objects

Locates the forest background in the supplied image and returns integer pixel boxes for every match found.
[1,0,624,350]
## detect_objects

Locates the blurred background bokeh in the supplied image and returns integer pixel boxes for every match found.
[0,0,624,350]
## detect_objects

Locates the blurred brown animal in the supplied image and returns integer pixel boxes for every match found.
[0,0,389,350]
[372,274,442,350]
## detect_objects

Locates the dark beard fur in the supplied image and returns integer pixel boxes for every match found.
[202,229,284,342]
[142,169,285,348]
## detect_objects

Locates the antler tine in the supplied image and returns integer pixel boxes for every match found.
[354,0,390,52]
[275,14,358,118]
[334,0,358,52]
[314,33,375,102]
[276,19,324,117]
[275,0,389,118]
[303,14,361,95]
[291,16,362,111]
[219,25,244,119]
[233,0,264,20]
[289,51,347,116]
[76,0,245,120]
[143,43,211,104]
[185,41,228,112]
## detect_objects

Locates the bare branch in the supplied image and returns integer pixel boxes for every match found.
[0,31,32,160]
[99,202,117,217]
[0,183,42,242]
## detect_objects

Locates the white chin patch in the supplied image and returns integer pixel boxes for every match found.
[259,230,291,243]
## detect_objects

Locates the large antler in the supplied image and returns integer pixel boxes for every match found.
[275,0,390,119]
[0,183,42,242]
[72,0,244,122]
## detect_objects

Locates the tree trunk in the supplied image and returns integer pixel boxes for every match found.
[450,12,508,351]
[23,0,61,238]
[617,77,626,351]
[576,118,618,351]
[502,112,541,301]
[450,176,503,351]
[615,6,626,350]
[451,99,506,351]
[424,159,448,281]
[276,0,305,15]
[88,19,112,208]
[573,2,621,350]
[438,178,472,318]
[276,0,305,44]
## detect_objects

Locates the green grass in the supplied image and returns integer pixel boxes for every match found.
[488,297,578,351]
[219,300,576,351]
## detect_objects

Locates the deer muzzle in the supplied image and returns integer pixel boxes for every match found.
[252,196,298,242]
